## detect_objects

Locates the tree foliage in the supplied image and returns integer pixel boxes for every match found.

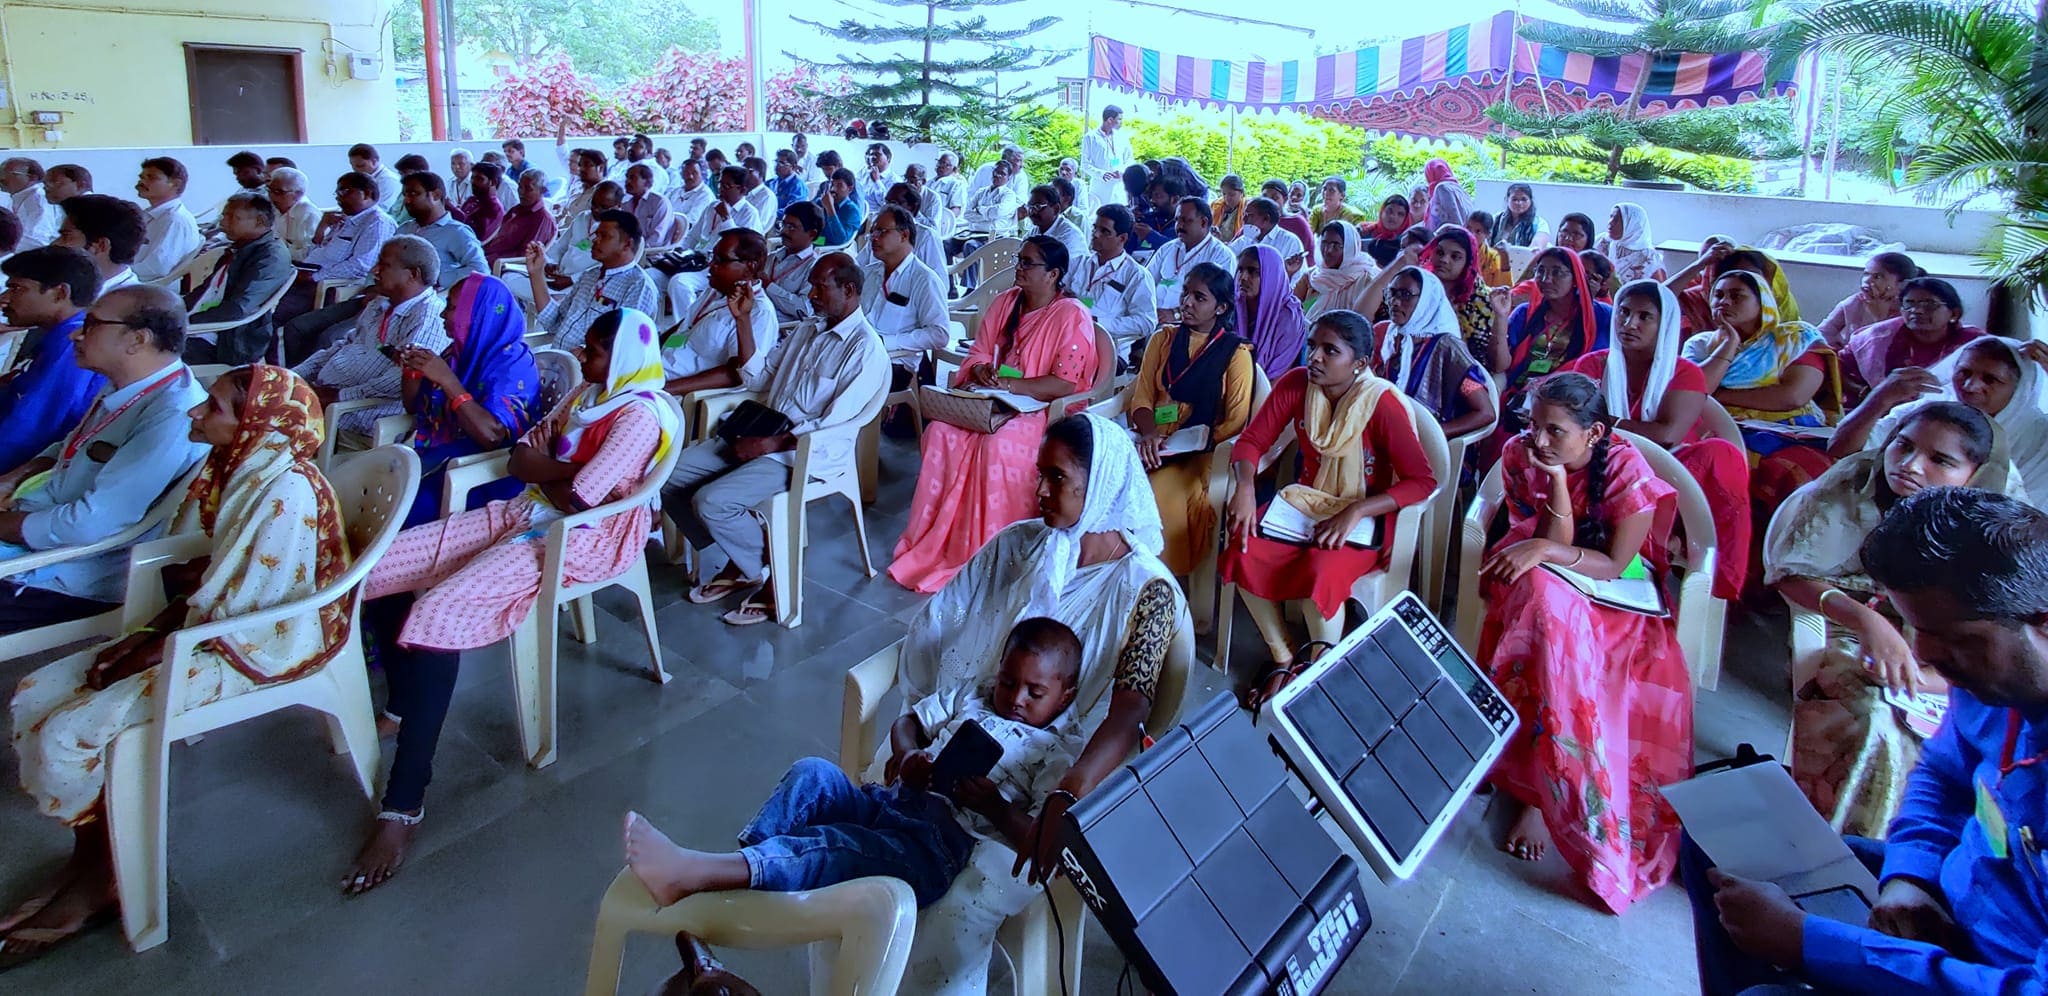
[789,0,1069,141]
[1767,0,2048,301]
[391,0,720,84]
[483,51,833,138]
[1495,0,1785,182]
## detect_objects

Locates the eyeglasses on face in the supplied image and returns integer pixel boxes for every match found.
[1386,288,1421,304]
[1532,265,1572,281]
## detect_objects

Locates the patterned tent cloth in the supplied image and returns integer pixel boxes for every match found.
[1088,10,1793,139]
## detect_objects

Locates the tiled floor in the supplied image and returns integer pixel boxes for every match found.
[0,436,1792,994]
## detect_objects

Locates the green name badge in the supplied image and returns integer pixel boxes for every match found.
[1153,403,1182,425]
[996,364,1024,380]
[1528,358,1554,375]
[1159,277,1178,288]
[1079,295,1095,309]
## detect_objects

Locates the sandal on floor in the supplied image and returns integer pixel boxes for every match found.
[719,597,773,627]
[687,576,751,604]
[0,910,115,972]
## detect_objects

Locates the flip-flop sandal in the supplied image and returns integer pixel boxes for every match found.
[719,598,772,627]
[0,910,115,971]
[687,576,749,604]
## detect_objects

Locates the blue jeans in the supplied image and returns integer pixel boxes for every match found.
[1682,832,1887,996]
[738,756,976,906]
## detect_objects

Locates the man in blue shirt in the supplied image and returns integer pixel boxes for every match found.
[769,149,809,216]
[395,171,487,291]
[816,168,864,247]
[0,246,103,472]
[1699,486,2048,995]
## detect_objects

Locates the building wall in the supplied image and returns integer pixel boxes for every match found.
[0,0,394,149]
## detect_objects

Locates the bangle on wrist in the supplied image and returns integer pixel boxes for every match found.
[1566,548,1586,569]
[1819,588,1851,614]
[450,392,474,411]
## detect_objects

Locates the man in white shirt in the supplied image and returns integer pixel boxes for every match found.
[661,229,780,398]
[303,172,395,286]
[1056,158,1089,213]
[855,143,897,217]
[622,134,667,196]
[950,159,1025,261]
[667,158,713,228]
[529,209,659,350]
[0,158,60,250]
[928,152,967,222]
[1079,105,1133,217]
[555,147,608,223]
[856,183,948,283]
[265,167,321,261]
[860,205,949,389]
[52,193,145,294]
[1228,195,1306,278]
[514,180,623,312]
[764,202,824,323]
[1023,185,1087,268]
[348,143,403,213]
[1148,197,1236,323]
[1066,204,1158,368]
[661,251,887,625]
[902,164,954,243]
[965,146,1031,206]
[665,166,764,324]
[131,156,203,283]
[741,156,777,225]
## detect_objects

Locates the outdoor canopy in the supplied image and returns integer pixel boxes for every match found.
[1087,10,1794,139]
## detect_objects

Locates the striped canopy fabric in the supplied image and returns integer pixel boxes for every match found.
[1088,10,1792,137]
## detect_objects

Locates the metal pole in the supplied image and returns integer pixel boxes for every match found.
[1227,105,1236,173]
[1796,54,1819,196]
[745,0,765,133]
[439,0,463,139]
[419,0,446,140]
[1822,57,1842,199]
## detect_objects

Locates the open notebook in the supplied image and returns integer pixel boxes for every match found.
[1259,497,1378,548]
[1128,424,1210,457]
[1539,563,1667,617]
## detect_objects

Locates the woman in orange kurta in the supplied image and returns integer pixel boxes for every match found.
[1126,261,1254,575]
[1220,308,1436,684]
[890,235,1098,593]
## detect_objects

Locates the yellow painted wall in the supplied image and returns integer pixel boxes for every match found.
[0,0,395,149]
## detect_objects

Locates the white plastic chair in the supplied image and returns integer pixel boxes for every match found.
[583,870,915,996]
[1088,364,1274,634]
[1698,396,1744,447]
[186,276,298,364]
[104,445,419,950]
[439,394,684,769]
[1214,393,1447,675]
[145,246,222,295]
[947,236,1022,289]
[754,382,889,627]
[944,266,1016,343]
[0,327,25,371]
[313,277,371,309]
[1417,374,1501,614]
[0,468,199,663]
[838,624,1193,996]
[1451,429,1723,689]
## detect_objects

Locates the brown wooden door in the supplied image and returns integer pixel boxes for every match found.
[184,44,307,145]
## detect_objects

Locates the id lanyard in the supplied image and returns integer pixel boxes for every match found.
[1084,257,1123,304]
[63,373,180,463]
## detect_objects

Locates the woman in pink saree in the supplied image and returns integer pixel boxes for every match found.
[890,235,1098,593]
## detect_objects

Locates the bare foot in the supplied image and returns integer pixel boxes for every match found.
[0,865,77,935]
[1503,803,1549,862]
[624,812,747,907]
[342,817,417,895]
[376,713,402,739]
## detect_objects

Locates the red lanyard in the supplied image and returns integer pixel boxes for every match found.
[2000,711,2048,783]
[771,251,811,284]
[1086,257,1124,299]
[686,295,721,332]
[64,371,180,462]
[1160,325,1225,392]
[376,303,403,346]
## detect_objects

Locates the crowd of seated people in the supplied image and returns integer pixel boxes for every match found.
[0,127,2043,996]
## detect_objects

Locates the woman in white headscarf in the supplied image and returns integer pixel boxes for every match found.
[1560,279,1753,599]
[1598,202,1667,284]
[888,412,1191,995]
[1373,266,1494,438]
[1296,219,1377,322]
[1829,335,2047,501]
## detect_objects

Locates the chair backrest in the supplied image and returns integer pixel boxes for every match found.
[1615,427,1717,578]
[1697,397,1743,447]
[533,347,583,413]
[323,445,422,559]
[1400,393,1451,508]
[978,236,1023,274]
[188,364,232,386]
[0,328,24,371]
[948,268,1016,341]
[1085,327,1116,403]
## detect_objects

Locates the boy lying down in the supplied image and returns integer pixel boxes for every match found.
[625,617,1085,908]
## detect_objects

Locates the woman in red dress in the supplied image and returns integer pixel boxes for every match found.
[1478,372,1691,914]
[1220,309,1437,685]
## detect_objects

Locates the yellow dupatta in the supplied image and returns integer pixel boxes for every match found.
[1277,372,1401,519]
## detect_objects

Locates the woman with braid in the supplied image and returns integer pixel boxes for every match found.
[1475,372,1691,915]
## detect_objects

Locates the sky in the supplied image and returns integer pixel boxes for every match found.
[701,0,1603,91]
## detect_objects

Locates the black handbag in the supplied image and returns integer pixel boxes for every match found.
[650,250,708,277]
[716,399,795,446]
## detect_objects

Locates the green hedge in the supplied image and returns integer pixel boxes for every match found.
[1015,106,1754,193]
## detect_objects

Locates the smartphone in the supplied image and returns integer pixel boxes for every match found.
[1792,885,1873,926]
[379,345,399,359]
[928,719,1003,797]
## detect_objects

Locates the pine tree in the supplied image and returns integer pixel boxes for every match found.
[787,0,1067,142]
[1484,0,1786,184]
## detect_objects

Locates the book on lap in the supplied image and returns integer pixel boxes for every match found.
[1259,497,1377,548]
[932,385,1048,413]
[1538,562,1667,617]
[1128,423,1209,457]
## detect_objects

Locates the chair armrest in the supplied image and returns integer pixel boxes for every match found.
[120,533,214,630]
[839,644,903,777]
[320,397,393,467]
[186,315,252,336]
[442,451,514,512]
[315,278,369,307]
[372,414,417,448]
[0,520,160,582]
[689,388,759,441]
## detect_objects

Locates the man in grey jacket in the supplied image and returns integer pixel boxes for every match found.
[183,191,294,364]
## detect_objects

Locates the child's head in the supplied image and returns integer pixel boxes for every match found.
[994,617,1082,728]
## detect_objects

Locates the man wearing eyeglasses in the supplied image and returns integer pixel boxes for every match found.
[0,284,207,634]
[666,165,764,324]
[858,205,948,391]
[530,209,657,351]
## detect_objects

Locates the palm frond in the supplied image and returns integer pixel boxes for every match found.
[1984,217,2048,305]
[1766,0,2031,94]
